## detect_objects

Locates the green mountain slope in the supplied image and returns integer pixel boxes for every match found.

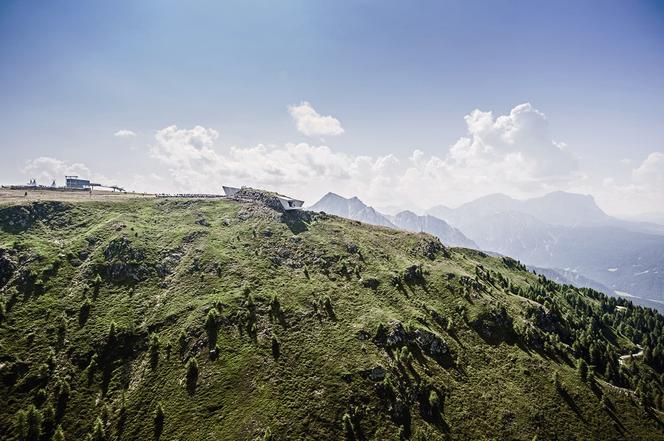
[0,190,663,440]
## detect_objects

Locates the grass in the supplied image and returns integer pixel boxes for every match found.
[0,192,662,440]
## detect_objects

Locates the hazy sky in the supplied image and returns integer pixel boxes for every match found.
[1,0,663,215]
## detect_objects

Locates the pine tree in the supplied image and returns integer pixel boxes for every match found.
[89,417,105,441]
[52,425,66,441]
[186,357,199,390]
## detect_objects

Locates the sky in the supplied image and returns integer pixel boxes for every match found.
[1,0,663,216]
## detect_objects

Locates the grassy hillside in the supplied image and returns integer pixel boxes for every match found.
[0,190,663,440]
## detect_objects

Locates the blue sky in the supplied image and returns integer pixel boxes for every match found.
[1,0,663,214]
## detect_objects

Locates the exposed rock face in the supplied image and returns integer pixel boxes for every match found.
[411,236,448,260]
[368,366,386,381]
[104,237,145,262]
[374,321,449,358]
[99,237,151,283]
[414,328,448,357]
[0,202,71,233]
[472,307,515,341]
[374,321,408,348]
[232,188,285,212]
[0,248,16,288]
[403,265,424,283]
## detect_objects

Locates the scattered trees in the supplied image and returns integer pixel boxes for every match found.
[16,405,42,441]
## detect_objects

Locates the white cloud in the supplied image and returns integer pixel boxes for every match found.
[39,103,652,214]
[288,101,344,137]
[633,152,664,190]
[146,104,584,207]
[449,103,577,181]
[114,129,136,138]
[22,157,91,186]
[590,151,664,215]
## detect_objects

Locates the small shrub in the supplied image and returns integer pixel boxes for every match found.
[178,330,187,354]
[79,299,92,325]
[107,322,117,345]
[428,390,440,415]
[57,313,67,343]
[552,371,561,390]
[269,294,281,319]
[322,296,335,319]
[164,340,172,359]
[54,380,70,419]
[205,309,219,347]
[153,402,164,439]
[34,388,47,406]
[101,403,111,425]
[149,334,161,368]
[86,354,98,385]
[399,347,413,367]
[186,358,199,391]
[342,413,355,440]
[258,427,273,441]
[42,404,55,435]
[577,359,588,382]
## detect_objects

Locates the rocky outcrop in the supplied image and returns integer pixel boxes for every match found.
[411,236,448,260]
[413,328,448,357]
[98,237,151,284]
[374,321,449,359]
[0,202,71,233]
[232,188,285,212]
[0,248,16,288]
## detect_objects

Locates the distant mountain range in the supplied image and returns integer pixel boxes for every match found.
[308,192,477,249]
[428,192,664,310]
[309,191,664,311]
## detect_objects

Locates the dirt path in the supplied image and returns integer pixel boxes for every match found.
[618,345,643,365]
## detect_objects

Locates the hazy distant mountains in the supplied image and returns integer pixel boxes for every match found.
[428,192,664,310]
[309,192,477,249]
[309,193,395,228]
[310,191,663,311]
[387,210,478,249]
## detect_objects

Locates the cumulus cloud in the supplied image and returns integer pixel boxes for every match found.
[22,157,91,186]
[145,103,586,208]
[589,151,664,215]
[114,129,136,138]
[288,101,344,137]
[633,152,664,190]
[449,103,577,181]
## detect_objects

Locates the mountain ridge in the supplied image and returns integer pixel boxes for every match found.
[0,191,663,440]
[309,193,477,249]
